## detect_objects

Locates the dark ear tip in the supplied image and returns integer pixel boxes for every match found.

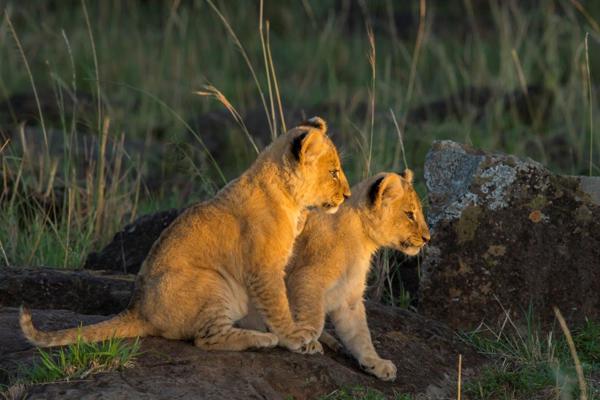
[368,176,385,205]
[299,116,327,133]
[291,131,309,161]
[401,169,414,183]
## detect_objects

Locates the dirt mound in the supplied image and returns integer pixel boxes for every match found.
[0,268,484,399]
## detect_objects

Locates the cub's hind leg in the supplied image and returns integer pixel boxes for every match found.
[193,271,278,351]
[194,323,278,351]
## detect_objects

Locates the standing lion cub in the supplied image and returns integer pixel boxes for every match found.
[243,170,429,380]
[20,117,351,352]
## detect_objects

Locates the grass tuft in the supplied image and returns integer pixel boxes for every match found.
[320,386,413,400]
[461,306,600,399]
[20,335,140,385]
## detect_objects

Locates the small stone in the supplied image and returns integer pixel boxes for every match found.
[528,210,543,223]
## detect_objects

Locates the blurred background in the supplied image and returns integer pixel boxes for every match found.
[0,0,599,270]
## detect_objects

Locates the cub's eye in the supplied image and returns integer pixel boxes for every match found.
[405,211,415,221]
[330,169,339,179]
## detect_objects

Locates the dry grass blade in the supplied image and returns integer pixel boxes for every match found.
[365,23,376,177]
[4,11,49,154]
[205,0,274,138]
[457,353,462,400]
[585,33,593,176]
[81,0,102,135]
[195,86,259,154]
[392,0,426,171]
[402,0,426,123]
[94,117,110,239]
[0,240,9,266]
[266,21,286,134]
[553,306,588,400]
[390,109,408,171]
[570,0,600,35]
[259,0,277,139]
[0,139,10,154]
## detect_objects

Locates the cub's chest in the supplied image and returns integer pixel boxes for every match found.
[324,261,369,313]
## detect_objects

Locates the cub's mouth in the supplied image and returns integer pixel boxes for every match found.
[322,197,345,214]
[397,240,425,256]
[322,202,340,214]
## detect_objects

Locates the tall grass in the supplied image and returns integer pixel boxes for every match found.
[0,1,598,268]
[462,305,600,399]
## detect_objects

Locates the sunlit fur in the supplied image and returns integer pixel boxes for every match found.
[20,117,351,352]
[246,171,429,380]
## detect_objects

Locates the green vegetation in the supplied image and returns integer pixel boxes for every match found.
[320,386,413,400]
[9,335,140,387]
[462,309,600,399]
[1,1,599,268]
[1,2,600,396]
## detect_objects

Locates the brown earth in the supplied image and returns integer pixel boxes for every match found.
[0,268,485,399]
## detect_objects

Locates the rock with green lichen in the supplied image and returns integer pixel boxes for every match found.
[420,140,600,330]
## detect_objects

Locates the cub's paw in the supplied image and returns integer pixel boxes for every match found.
[294,339,323,355]
[360,356,397,381]
[278,326,318,351]
[255,332,279,348]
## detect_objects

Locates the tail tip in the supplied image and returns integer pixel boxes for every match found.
[19,304,38,343]
[19,304,31,320]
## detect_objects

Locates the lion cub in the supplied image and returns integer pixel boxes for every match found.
[288,171,429,380]
[20,117,351,352]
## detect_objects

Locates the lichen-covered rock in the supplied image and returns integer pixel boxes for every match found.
[420,140,600,330]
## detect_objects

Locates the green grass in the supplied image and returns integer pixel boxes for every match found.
[320,386,413,400]
[16,335,140,385]
[0,2,598,270]
[368,249,415,309]
[462,309,600,399]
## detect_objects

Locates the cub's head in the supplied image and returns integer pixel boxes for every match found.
[355,170,430,255]
[279,117,350,213]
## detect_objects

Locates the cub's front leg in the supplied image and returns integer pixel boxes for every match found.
[246,270,317,351]
[287,270,329,355]
[329,298,396,381]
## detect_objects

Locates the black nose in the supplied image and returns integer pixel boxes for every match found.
[422,234,430,243]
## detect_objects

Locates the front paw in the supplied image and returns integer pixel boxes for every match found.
[256,332,279,348]
[278,326,318,351]
[294,339,323,355]
[360,356,397,381]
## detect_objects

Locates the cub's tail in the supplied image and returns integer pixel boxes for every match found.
[19,306,153,347]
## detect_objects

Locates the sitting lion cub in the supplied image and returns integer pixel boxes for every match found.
[244,170,430,380]
[20,117,351,352]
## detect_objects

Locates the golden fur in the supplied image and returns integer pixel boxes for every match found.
[20,117,351,352]
[242,170,429,380]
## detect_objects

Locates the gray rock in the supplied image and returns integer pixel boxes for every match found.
[0,267,133,315]
[84,209,182,274]
[419,140,600,330]
[576,176,600,204]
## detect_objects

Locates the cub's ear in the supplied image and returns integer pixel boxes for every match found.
[291,130,325,164]
[299,116,328,134]
[368,173,404,208]
[401,168,414,183]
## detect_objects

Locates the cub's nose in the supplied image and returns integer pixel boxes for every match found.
[343,189,351,200]
[422,230,431,243]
